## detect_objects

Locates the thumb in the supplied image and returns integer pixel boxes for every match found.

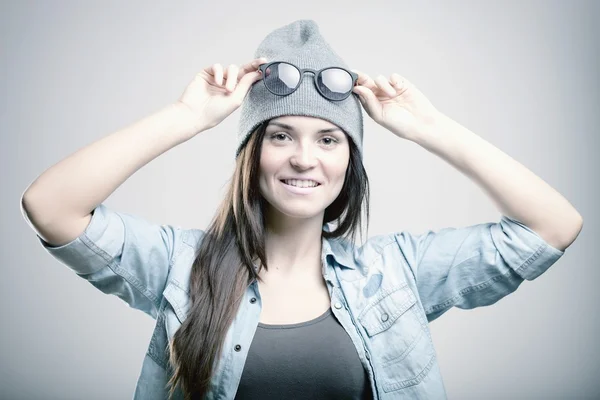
[233,70,262,101]
[353,86,380,111]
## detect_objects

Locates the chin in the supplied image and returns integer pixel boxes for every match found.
[271,204,325,220]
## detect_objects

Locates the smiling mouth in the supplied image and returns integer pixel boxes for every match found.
[279,179,321,187]
[279,180,322,193]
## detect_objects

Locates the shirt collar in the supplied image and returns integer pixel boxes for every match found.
[321,224,356,271]
[250,224,357,275]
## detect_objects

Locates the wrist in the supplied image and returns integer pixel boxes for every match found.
[402,111,447,145]
[171,102,208,138]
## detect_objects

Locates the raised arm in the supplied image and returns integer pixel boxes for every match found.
[21,57,267,246]
[20,103,198,246]
[352,70,583,251]
[20,58,267,318]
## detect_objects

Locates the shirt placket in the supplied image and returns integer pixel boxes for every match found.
[323,260,380,400]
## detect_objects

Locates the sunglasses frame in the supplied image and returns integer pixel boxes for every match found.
[258,61,359,101]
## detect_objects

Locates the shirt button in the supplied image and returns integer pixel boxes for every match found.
[364,267,369,273]
[250,297,256,303]
[381,313,389,322]
[334,302,342,309]
[234,344,242,352]
[365,351,371,360]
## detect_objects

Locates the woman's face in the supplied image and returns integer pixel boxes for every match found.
[259,115,350,221]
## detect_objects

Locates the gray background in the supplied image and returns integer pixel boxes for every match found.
[3,1,598,399]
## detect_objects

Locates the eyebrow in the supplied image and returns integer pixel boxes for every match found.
[267,122,342,134]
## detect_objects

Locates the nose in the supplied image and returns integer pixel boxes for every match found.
[290,142,318,169]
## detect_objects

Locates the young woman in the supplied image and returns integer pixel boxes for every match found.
[21,20,582,400]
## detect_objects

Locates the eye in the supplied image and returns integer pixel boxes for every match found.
[321,137,339,146]
[268,132,339,146]
[269,132,290,142]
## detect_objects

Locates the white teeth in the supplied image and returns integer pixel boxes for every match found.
[283,179,319,188]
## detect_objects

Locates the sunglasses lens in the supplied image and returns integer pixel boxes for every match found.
[317,68,353,100]
[263,62,300,95]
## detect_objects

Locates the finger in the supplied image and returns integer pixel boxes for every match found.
[352,85,371,102]
[374,74,397,97]
[233,69,263,102]
[208,63,223,86]
[225,64,240,92]
[350,69,378,92]
[390,73,409,91]
[352,85,381,112]
[238,57,268,80]
[351,85,366,103]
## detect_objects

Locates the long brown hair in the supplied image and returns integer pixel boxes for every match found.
[167,119,370,399]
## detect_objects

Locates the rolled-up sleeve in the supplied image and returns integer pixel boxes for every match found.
[36,203,183,319]
[394,215,565,322]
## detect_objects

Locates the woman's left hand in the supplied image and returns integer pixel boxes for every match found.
[351,70,442,141]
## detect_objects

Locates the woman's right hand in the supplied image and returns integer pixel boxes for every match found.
[175,57,268,135]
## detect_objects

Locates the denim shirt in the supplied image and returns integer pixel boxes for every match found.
[36,204,565,399]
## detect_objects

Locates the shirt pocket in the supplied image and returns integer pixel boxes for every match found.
[358,283,436,392]
[162,280,191,339]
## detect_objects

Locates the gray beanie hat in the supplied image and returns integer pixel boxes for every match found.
[236,19,363,159]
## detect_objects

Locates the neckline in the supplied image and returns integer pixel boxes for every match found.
[258,308,332,329]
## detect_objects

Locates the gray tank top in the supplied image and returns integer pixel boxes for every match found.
[234,307,373,399]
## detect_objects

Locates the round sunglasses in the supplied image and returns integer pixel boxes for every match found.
[258,61,358,101]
